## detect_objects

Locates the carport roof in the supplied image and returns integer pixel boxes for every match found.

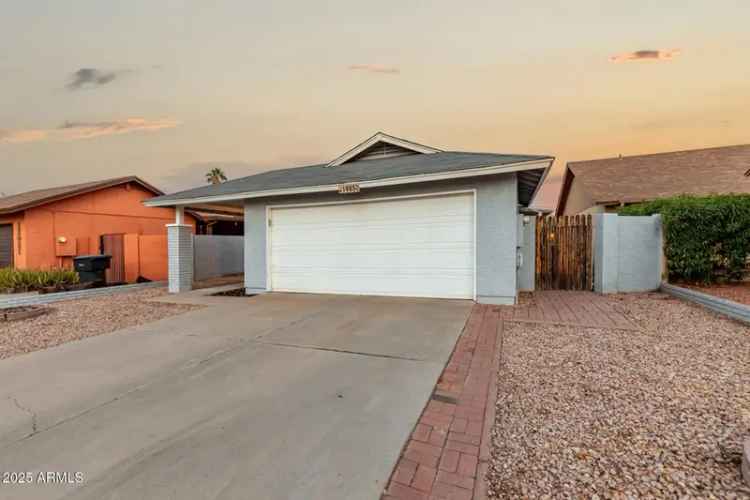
[146,133,553,207]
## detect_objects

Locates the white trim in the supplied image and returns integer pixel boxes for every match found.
[327,132,441,167]
[265,204,272,292]
[473,190,478,302]
[266,188,475,210]
[144,159,552,208]
[265,189,477,301]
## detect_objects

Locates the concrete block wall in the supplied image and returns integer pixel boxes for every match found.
[193,235,244,281]
[593,214,662,294]
[167,224,194,293]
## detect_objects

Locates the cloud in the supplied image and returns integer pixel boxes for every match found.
[57,118,181,139]
[0,129,48,144]
[348,64,400,74]
[66,67,131,90]
[0,118,181,144]
[609,49,681,63]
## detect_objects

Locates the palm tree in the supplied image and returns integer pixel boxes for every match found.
[205,168,228,185]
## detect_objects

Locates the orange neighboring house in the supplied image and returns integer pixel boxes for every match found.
[0,176,195,283]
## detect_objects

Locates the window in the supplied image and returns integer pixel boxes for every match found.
[16,222,21,254]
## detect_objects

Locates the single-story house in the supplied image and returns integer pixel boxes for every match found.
[0,176,196,283]
[146,132,554,304]
[556,144,750,215]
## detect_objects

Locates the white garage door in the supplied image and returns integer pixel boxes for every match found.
[268,192,475,299]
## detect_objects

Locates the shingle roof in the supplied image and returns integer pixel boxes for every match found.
[148,151,552,205]
[0,176,162,215]
[563,144,750,209]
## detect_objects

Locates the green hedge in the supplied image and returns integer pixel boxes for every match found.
[0,268,80,292]
[619,194,750,283]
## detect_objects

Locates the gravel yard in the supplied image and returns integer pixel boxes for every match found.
[488,292,750,499]
[0,288,199,360]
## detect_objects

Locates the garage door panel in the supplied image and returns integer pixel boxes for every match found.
[272,272,473,299]
[269,193,474,299]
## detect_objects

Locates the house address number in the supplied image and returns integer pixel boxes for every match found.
[337,183,361,194]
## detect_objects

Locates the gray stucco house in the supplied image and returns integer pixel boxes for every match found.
[145,132,553,305]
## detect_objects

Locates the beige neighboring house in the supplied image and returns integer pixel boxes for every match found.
[556,144,750,216]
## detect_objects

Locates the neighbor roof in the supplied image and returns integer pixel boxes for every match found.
[147,141,553,208]
[0,176,163,215]
[557,144,750,214]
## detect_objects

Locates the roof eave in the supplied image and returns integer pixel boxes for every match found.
[0,176,163,215]
[144,158,554,208]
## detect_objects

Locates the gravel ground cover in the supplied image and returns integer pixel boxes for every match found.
[686,282,750,306]
[0,288,199,360]
[488,292,750,499]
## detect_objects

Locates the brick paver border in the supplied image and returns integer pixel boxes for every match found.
[383,305,501,500]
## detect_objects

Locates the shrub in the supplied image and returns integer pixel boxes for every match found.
[0,267,80,292]
[620,194,750,283]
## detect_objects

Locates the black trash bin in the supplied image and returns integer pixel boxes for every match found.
[73,255,112,286]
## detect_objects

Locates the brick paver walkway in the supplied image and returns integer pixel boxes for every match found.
[382,291,639,500]
[499,290,639,330]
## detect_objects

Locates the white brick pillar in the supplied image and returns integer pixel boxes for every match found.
[167,224,193,293]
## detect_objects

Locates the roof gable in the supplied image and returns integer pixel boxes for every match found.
[327,132,441,167]
[0,176,163,215]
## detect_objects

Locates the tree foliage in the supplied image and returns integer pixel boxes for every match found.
[205,168,228,185]
[620,194,750,283]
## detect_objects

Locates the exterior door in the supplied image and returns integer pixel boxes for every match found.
[0,225,12,269]
[268,192,475,299]
[101,234,125,284]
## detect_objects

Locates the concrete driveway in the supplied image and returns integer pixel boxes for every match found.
[0,291,472,500]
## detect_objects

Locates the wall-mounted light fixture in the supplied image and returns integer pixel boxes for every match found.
[57,236,68,244]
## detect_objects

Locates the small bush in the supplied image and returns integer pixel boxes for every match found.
[620,194,750,283]
[0,267,80,292]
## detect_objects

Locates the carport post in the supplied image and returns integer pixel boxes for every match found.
[167,206,193,293]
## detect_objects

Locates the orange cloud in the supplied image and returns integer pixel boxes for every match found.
[0,118,181,144]
[348,64,400,74]
[0,129,48,144]
[609,49,681,63]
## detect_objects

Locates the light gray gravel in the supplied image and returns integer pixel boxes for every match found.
[0,288,199,360]
[488,292,750,499]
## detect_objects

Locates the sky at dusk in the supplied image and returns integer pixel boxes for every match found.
[1,1,749,209]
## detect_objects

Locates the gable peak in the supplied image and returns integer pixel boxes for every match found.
[327,132,441,167]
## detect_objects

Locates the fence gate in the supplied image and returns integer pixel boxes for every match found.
[100,233,125,284]
[535,215,593,290]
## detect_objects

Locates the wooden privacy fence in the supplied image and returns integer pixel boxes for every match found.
[536,215,594,291]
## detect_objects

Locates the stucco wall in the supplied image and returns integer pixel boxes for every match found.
[8,183,194,270]
[561,176,595,215]
[244,175,519,304]
[593,213,662,293]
